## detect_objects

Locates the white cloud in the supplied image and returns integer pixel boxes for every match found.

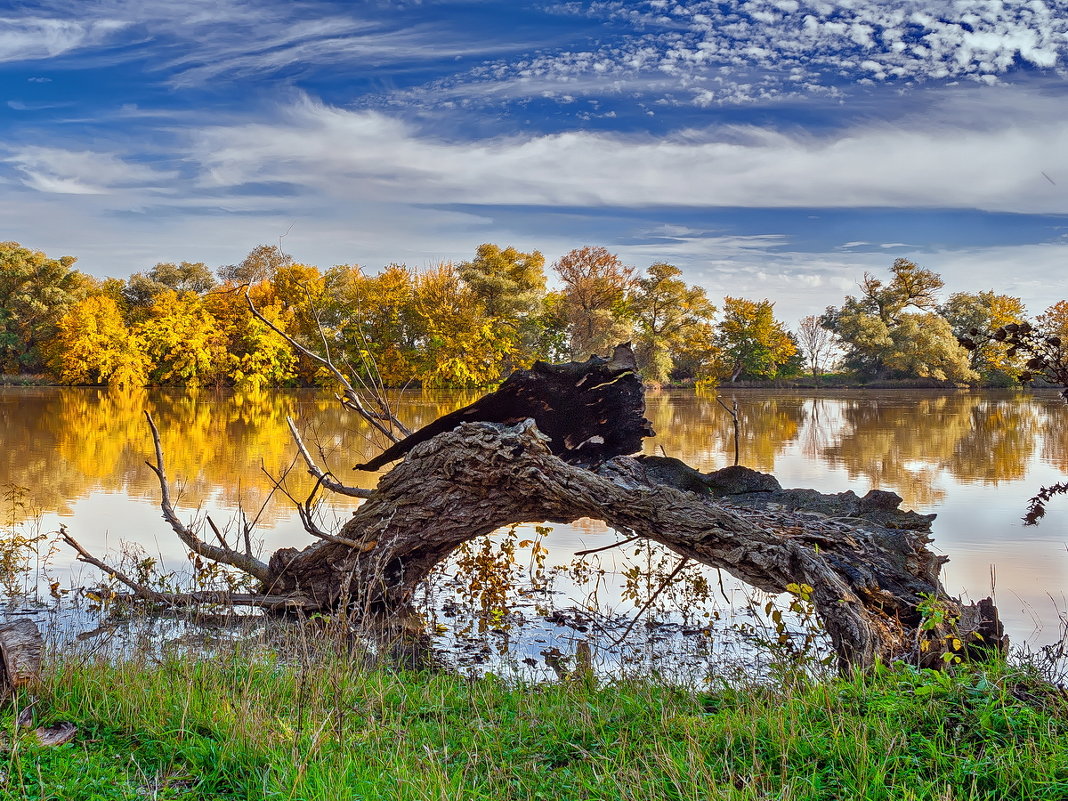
[0,16,126,62]
[449,0,1068,108]
[3,146,175,194]
[186,95,1068,215]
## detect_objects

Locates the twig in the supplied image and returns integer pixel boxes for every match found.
[143,412,272,583]
[286,417,371,498]
[61,527,168,604]
[258,467,373,550]
[717,397,740,466]
[607,557,691,647]
[63,526,309,611]
[574,536,640,557]
[245,292,410,442]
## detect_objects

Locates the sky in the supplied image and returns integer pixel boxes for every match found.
[3,0,1068,323]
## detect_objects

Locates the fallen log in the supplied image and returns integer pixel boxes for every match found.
[67,345,1004,672]
[268,418,1004,671]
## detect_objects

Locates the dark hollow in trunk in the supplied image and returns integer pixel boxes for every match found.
[355,343,653,472]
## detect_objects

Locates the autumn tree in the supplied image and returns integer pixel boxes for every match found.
[553,247,635,361]
[457,243,551,369]
[319,264,420,386]
[796,315,840,381]
[1037,300,1068,344]
[136,290,228,386]
[205,286,298,390]
[824,259,976,383]
[670,321,723,383]
[715,297,797,382]
[939,291,1027,383]
[47,293,150,387]
[458,244,546,319]
[0,241,89,373]
[629,263,716,384]
[411,262,520,386]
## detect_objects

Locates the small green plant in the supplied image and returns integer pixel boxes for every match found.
[916,592,968,664]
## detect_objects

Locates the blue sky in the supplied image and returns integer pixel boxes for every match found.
[3,0,1068,322]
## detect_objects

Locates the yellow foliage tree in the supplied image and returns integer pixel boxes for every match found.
[48,294,150,387]
[137,290,228,386]
[412,263,521,386]
[716,297,797,381]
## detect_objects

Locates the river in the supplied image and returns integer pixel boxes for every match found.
[4,385,1067,657]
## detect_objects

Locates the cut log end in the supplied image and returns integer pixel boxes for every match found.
[0,619,43,701]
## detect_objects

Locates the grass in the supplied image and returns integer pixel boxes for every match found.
[2,639,1067,801]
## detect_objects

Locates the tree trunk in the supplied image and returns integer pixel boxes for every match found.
[264,417,1003,672]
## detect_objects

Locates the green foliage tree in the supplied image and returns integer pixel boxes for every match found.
[458,244,546,319]
[715,297,797,381]
[824,259,976,383]
[320,263,420,386]
[939,291,1027,383]
[629,263,716,384]
[457,243,551,370]
[0,241,89,373]
[553,246,635,361]
[123,261,217,308]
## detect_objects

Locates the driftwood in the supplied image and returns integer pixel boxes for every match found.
[66,345,1005,672]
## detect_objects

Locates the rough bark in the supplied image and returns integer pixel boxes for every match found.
[264,419,1002,672]
[0,619,43,701]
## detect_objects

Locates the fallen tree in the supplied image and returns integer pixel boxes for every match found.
[66,344,1005,672]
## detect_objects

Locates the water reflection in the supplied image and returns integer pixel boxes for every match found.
[3,385,1067,648]
[3,386,1065,522]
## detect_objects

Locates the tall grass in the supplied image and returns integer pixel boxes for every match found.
[3,625,1067,800]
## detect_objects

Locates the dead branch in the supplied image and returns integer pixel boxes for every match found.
[257,466,372,551]
[143,412,272,583]
[286,416,371,498]
[62,527,309,611]
[61,526,169,604]
[245,292,410,443]
[609,557,691,647]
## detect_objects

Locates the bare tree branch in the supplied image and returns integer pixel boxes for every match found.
[61,526,169,604]
[63,527,310,611]
[244,292,411,443]
[143,412,272,583]
[286,417,371,498]
[608,557,691,647]
[257,466,374,551]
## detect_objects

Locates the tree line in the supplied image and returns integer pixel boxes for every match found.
[2,240,1065,389]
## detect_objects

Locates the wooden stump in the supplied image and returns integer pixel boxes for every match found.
[0,619,43,701]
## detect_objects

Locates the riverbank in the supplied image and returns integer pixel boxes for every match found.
[5,646,1067,800]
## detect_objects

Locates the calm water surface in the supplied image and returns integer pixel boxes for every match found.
[5,386,1067,649]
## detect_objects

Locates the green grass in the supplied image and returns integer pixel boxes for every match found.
[3,650,1067,800]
